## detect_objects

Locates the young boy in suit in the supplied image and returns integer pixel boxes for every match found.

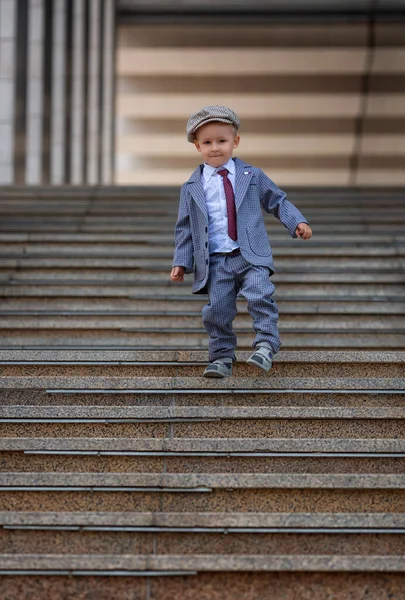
[171,105,312,378]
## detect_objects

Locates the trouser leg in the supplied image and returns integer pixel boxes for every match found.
[239,262,281,354]
[202,255,238,362]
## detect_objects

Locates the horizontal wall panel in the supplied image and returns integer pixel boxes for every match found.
[117,94,362,118]
[363,118,405,134]
[117,48,367,75]
[368,75,405,93]
[356,170,405,185]
[117,74,405,95]
[358,156,405,169]
[115,169,351,186]
[366,95,405,116]
[360,135,405,155]
[372,49,405,73]
[375,24,405,46]
[116,117,359,135]
[117,134,355,156]
[118,24,369,48]
[115,21,404,186]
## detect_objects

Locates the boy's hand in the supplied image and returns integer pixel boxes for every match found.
[171,266,185,282]
[295,222,312,239]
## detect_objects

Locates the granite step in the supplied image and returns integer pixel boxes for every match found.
[0,553,404,578]
[1,245,404,256]
[2,259,404,273]
[0,298,403,314]
[1,350,404,378]
[2,282,403,296]
[1,373,405,392]
[4,272,404,284]
[2,285,404,301]
[0,233,403,244]
[0,522,404,556]
[0,298,402,316]
[2,223,405,234]
[0,473,404,513]
[2,437,405,474]
[1,331,403,350]
[3,510,405,531]
[2,388,403,409]
[1,315,403,330]
[1,212,405,223]
[0,405,402,439]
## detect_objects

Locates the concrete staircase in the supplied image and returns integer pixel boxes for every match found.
[0,186,404,598]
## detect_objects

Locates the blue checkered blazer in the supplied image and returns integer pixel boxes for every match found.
[173,157,308,294]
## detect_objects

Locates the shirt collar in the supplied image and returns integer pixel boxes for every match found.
[203,158,235,183]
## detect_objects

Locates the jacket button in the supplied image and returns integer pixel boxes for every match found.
[205,242,208,248]
[205,227,208,233]
[206,259,208,265]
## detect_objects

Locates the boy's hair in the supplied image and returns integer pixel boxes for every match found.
[194,122,238,141]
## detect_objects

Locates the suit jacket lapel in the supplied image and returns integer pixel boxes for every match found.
[234,158,253,211]
[187,164,208,221]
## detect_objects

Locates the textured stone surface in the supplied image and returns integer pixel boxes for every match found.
[0,553,404,571]
[3,349,404,363]
[149,572,405,600]
[1,436,405,453]
[0,531,404,557]
[0,405,403,419]
[1,472,404,490]
[0,577,148,600]
[1,189,405,597]
[0,422,169,439]
[2,511,405,529]
[3,375,405,390]
[1,332,404,349]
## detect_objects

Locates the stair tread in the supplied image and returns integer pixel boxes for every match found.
[2,511,405,528]
[0,553,403,572]
[2,437,405,453]
[1,376,403,390]
[1,472,405,488]
[0,406,404,419]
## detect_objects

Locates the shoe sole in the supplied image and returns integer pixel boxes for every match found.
[203,370,231,378]
[246,357,272,372]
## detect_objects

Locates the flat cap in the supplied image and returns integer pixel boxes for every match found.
[186,105,240,143]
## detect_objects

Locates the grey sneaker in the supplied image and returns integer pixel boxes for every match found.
[246,343,274,372]
[203,358,233,378]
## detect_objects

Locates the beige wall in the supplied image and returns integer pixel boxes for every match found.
[115,22,405,186]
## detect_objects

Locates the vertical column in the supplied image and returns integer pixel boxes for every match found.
[101,0,115,184]
[50,0,66,184]
[86,0,100,184]
[41,0,53,184]
[26,0,44,184]
[71,0,85,184]
[0,0,17,184]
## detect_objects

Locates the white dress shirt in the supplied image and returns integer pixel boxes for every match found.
[202,157,239,254]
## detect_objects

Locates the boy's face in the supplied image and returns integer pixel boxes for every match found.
[193,122,240,168]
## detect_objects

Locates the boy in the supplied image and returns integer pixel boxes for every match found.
[171,105,312,378]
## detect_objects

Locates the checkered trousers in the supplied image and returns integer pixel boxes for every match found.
[202,253,281,362]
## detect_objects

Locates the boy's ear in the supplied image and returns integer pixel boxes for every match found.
[233,135,240,149]
[194,139,201,152]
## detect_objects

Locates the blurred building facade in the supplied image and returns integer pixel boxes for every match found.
[1,0,405,186]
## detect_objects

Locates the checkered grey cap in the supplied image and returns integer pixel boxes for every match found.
[186,105,240,143]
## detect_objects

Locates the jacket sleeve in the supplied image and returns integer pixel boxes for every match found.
[258,169,309,238]
[172,184,194,273]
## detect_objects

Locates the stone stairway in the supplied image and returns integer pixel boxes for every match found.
[0,186,404,598]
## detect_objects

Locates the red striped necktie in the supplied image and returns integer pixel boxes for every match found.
[217,168,237,241]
